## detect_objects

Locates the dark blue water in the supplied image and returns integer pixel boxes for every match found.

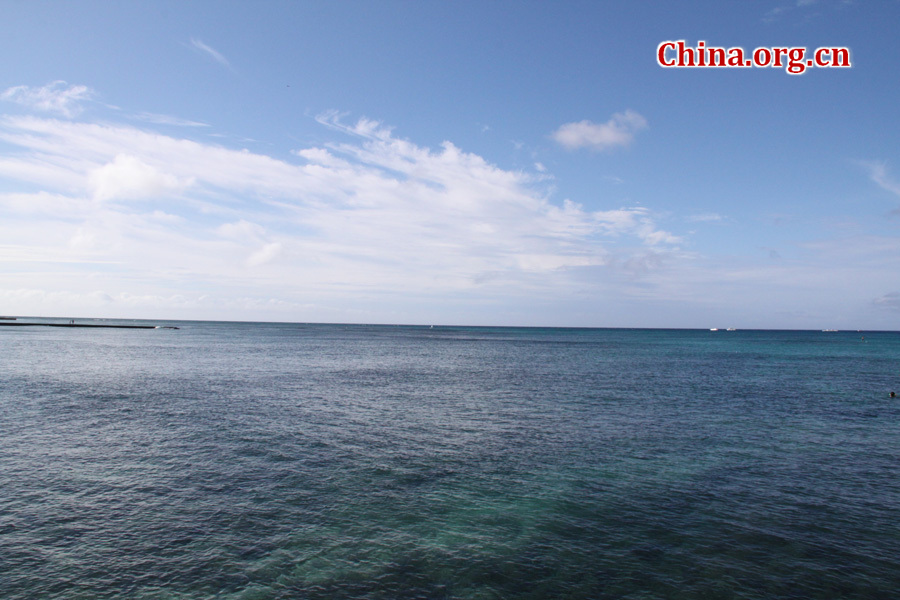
[2,321,899,599]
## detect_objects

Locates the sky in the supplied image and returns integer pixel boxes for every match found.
[1,0,899,329]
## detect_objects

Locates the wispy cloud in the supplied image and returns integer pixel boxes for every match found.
[551,110,648,152]
[687,212,726,223]
[859,160,900,198]
[1,81,93,117]
[190,38,232,69]
[0,109,681,321]
[133,112,209,127]
[763,0,834,22]
[246,242,283,267]
[874,292,900,312]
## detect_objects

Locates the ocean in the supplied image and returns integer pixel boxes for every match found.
[1,320,899,599]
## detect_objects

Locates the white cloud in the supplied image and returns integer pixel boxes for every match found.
[552,110,648,151]
[1,81,93,117]
[218,219,267,242]
[191,38,232,69]
[0,110,684,323]
[592,207,682,245]
[0,191,92,218]
[69,228,98,249]
[89,154,192,201]
[246,242,283,267]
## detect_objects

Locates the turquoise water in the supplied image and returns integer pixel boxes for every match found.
[2,322,899,598]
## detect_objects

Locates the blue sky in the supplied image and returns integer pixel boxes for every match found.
[1,0,899,328]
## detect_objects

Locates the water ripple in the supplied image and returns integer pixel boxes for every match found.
[2,325,899,598]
